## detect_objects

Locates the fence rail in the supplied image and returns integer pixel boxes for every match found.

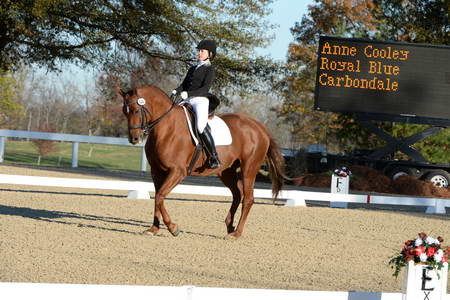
[0,174,448,214]
[0,129,147,171]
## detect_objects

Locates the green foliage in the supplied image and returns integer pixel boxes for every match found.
[392,124,450,163]
[0,70,24,126]
[373,0,450,45]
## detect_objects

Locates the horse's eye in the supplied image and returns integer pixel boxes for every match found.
[133,110,139,114]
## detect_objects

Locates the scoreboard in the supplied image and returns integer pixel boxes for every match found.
[314,36,450,121]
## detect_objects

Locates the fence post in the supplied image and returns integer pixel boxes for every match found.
[72,142,79,168]
[140,146,147,172]
[0,136,5,163]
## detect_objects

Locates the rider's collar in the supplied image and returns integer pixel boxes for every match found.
[196,59,211,69]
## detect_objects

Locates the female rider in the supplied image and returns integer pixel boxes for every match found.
[172,39,220,169]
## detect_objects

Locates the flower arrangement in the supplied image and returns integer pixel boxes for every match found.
[389,232,449,277]
[333,166,352,177]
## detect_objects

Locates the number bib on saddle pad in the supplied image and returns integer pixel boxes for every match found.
[181,106,232,146]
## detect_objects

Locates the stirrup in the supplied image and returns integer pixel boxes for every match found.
[209,156,221,169]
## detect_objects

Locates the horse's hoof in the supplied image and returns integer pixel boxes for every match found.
[142,228,159,236]
[224,231,241,240]
[170,225,181,237]
[226,226,235,234]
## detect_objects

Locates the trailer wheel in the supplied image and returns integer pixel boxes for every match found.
[387,166,417,181]
[424,170,450,188]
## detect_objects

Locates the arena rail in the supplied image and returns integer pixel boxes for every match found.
[0,174,448,214]
[0,129,147,170]
[0,282,419,300]
[0,129,297,172]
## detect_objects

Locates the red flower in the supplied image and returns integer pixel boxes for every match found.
[404,240,414,247]
[426,247,436,256]
[414,246,426,256]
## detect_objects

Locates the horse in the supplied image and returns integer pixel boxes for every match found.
[119,85,287,238]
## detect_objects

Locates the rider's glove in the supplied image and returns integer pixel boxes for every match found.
[181,91,188,100]
[171,89,177,95]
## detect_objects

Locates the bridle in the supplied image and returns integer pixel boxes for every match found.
[124,94,178,136]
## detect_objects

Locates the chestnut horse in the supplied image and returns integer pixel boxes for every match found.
[119,85,286,238]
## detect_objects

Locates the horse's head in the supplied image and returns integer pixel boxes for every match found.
[119,88,150,145]
[119,85,176,145]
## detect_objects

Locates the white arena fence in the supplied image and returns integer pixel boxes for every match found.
[0,129,297,172]
[1,131,449,299]
[4,282,448,300]
[0,174,448,214]
[0,129,148,171]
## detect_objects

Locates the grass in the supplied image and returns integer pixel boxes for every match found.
[3,140,146,172]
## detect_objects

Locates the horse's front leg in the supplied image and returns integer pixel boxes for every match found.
[143,169,165,236]
[148,168,185,237]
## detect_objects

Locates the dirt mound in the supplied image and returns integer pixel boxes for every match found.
[294,165,450,198]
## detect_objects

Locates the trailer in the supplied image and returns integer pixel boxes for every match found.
[311,36,450,187]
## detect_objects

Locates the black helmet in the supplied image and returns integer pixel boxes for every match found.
[196,39,217,59]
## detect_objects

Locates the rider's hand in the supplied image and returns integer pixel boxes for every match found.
[171,89,177,95]
[181,91,188,100]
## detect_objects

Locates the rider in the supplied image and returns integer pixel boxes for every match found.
[172,39,221,169]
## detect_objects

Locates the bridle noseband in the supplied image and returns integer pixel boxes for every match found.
[124,95,177,136]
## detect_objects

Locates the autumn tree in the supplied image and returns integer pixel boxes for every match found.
[279,0,379,152]
[280,0,450,162]
[372,0,450,163]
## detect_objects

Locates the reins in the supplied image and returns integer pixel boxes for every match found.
[126,94,178,136]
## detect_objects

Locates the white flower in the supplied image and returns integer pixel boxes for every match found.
[419,253,428,262]
[434,254,443,262]
[437,249,444,256]
[425,236,436,244]
[415,238,423,247]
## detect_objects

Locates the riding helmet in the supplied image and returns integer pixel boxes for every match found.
[197,39,217,59]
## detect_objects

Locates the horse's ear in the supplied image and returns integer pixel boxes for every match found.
[118,88,126,98]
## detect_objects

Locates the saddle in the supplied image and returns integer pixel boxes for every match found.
[180,101,215,175]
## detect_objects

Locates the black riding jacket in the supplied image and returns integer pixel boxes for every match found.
[175,63,216,98]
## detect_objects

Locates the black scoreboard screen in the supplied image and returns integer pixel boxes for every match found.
[314,36,450,121]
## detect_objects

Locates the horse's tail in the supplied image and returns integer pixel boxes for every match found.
[266,135,289,202]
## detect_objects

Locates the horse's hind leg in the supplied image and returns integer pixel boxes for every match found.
[226,158,262,239]
[218,161,242,234]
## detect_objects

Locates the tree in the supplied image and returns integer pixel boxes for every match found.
[0,0,279,96]
[278,0,379,151]
[280,0,450,161]
[373,0,449,45]
[0,70,24,127]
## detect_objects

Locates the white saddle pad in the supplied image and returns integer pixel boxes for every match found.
[181,106,232,146]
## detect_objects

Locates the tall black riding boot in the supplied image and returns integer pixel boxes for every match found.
[200,127,221,169]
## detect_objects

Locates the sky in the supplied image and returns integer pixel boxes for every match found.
[257,0,314,61]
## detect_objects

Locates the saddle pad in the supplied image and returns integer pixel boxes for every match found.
[181,106,232,146]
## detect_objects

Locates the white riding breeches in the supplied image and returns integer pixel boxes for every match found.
[187,96,209,133]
